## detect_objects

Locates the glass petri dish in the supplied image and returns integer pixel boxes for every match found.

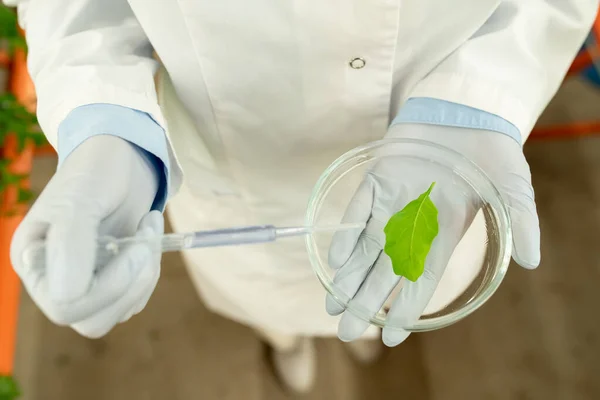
[305,138,512,332]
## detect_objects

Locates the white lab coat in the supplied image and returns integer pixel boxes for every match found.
[10,0,597,335]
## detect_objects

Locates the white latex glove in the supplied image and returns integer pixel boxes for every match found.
[11,135,162,338]
[327,124,540,346]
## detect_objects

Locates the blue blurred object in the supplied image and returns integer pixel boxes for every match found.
[582,64,600,86]
[581,31,600,87]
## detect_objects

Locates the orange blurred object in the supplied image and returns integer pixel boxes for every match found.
[0,136,32,375]
[0,42,35,376]
[530,121,600,140]
[9,48,36,112]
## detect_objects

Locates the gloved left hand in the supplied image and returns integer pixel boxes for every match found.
[326,123,540,346]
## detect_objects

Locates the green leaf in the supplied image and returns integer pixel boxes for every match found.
[17,188,34,203]
[383,182,439,282]
[8,36,27,52]
[2,209,19,218]
[0,6,19,40]
[3,175,20,185]
[30,133,47,146]
[0,375,21,400]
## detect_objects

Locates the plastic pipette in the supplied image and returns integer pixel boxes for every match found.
[22,222,365,270]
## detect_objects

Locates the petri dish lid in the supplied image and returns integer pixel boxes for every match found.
[305,138,512,332]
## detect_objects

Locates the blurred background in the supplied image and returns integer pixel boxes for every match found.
[2,5,600,400]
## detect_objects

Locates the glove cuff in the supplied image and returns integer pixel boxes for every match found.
[392,98,522,145]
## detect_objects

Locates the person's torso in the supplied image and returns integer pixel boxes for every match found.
[138,0,500,223]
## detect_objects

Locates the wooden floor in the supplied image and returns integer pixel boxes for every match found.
[13,78,600,400]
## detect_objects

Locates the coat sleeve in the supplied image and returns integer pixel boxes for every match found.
[3,0,183,193]
[399,0,599,141]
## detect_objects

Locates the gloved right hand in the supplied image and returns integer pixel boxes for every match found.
[11,135,162,338]
[327,124,540,346]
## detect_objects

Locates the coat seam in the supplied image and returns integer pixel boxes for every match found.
[174,0,249,212]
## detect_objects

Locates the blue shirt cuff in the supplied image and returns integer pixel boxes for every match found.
[392,97,522,144]
[57,104,169,211]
